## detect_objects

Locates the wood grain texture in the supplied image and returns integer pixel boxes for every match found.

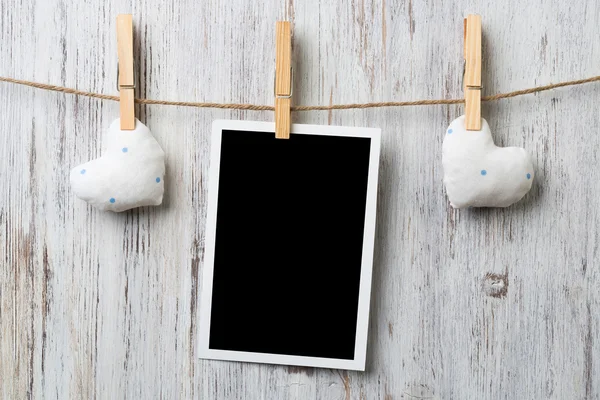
[1,0,599,399]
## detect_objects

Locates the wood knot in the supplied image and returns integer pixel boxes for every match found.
[482,272,508,298]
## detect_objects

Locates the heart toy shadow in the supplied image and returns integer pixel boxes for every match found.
[70,119,165,212]
[442,116,534,208]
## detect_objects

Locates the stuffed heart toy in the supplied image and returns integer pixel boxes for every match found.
[442,116,534,208]
[70,119,165,212]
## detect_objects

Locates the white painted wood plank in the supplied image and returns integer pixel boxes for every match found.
[0,0,598,398]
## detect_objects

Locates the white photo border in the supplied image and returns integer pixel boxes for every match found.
[198,120,381,371]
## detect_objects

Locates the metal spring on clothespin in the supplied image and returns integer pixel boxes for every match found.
[116,60,137,92]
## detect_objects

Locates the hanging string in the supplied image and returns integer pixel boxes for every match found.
[1,75,599,112]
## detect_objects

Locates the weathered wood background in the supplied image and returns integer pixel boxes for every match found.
[1,0,599,398]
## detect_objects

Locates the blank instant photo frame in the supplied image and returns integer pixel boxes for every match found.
[199,120,381,370]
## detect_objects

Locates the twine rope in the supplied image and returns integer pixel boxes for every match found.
[1,75,599,112]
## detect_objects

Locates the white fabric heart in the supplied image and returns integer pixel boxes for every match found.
[70,118,165,212]
[442,116,534,208]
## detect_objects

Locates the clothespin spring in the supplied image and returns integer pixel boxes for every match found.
[462,60,483,92]
[274,67,294,99]
[116,61,137,92]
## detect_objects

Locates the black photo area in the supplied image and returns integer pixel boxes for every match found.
[209,130,372,360]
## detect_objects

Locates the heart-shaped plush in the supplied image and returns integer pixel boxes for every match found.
[442,116,534,208]
[70,118,165,212]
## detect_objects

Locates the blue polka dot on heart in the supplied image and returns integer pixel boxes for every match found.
[481,170,487,176]
[122,147,128,153]
[156,177,161,183]
[109,198,116,204]
[80,169,86,175]
[447,128,453,134]
[527,173,531,180]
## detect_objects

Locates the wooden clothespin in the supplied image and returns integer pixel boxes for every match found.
[275,21,292,139]
[116,14,135,130]
[464,14,482,131]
